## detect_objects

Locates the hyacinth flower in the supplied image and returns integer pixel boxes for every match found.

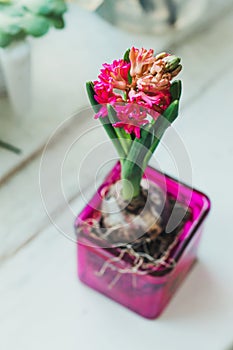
[86,47,182,203]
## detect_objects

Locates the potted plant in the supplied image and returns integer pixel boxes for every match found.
[75,47,211,319]
[0,0,67,113]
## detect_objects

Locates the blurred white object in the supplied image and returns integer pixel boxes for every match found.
[0,40,31,115]
[73,0,104,11]
[84,0,208,35]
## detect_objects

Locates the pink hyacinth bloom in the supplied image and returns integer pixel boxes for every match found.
[93,81,123,118]
[114,122,141,139]
[93,59,130,118]
[137,74,171,92]
[97,59,130,91]
[129,89,171,116]
[93,90,118,118]
[92,47,181,138]
[113,103,149,138]
[129,47,155,77]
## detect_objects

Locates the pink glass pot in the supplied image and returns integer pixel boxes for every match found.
[75,162,210,319]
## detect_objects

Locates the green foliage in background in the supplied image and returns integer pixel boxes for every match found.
[0,0,67,48]
[0,139,21,153]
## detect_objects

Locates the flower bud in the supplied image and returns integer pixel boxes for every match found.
[171,65,182,78]
[155,52,168,60]
[164,56,181,73]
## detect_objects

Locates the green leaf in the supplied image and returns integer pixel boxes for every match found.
[0,0,67,47]
[123,48,132,83]
[121,125,154,199]
[86,81,99,112]
[170,80,182,101]
[86,82,126,160]
[107,105,131,141]
[106,104,118,123]
[0,31,12,47]
[48,16,65,29]
[127,70,132,84]
[163,99,179,124]
[21,0,67,16]
[100,116,126,160]
[123,48,130,62]
[22,14,50,37]
[150,100,179,151]
[142,100,180,170]
[2,21,22,36]
[124,127,153,168]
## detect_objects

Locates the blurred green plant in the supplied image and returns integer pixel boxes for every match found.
[0,0,67,48]
[0,139,21,153]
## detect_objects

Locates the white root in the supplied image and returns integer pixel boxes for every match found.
[94,239,177,289]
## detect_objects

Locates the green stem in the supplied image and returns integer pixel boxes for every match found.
[0,140,21,154]
[100,116,126,159]
[121,125,154,200]
[121,163,142,200]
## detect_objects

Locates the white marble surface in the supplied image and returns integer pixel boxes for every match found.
[1,3,233,350]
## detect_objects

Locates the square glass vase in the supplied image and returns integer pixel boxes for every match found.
[75,163,210,319]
